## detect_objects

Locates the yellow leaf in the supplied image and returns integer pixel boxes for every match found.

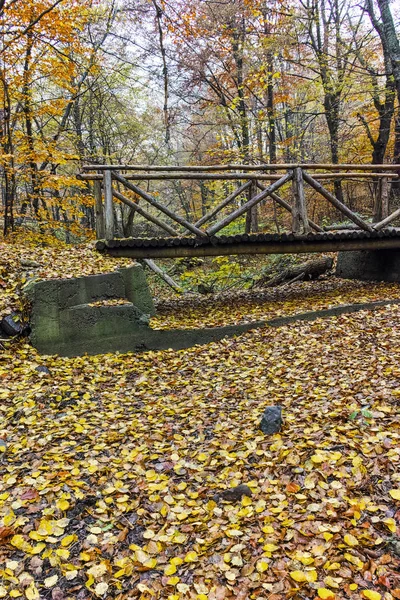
[290,570,307,582]
[31,543,45,555]
[176,512,189,521]
[10,535,26,549]
[94,582,108,596]
[61,534,77,547]
[25,583,39,600]
[167,577,180,585]
[389,489,400,500]
[144,558,157,568]
[323,532,333,541]
[362,591,381,600]
[80,551,91,561]
[318,589,335,599]
[87,563,108,578]
[184,551,198,562]
[344,534,358,547]
[325,562,341,570]
[143,530,155,539]
[65,570,78,580]
[135,550,149,565]
[344,553,364,568]
[305,569,317,582]
[44,575,58,588]
[262,525,274,534]
[56,500,70,511]
[324,576,340,589]
[226,529,243,537]
[256,560,269,573]
[262,543,279,552]
[311,454,325,464]
[383,518,396,533]
[164,564,177,576]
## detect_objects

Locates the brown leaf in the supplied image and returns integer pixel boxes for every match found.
[0,526,14,543]
[20,488,39,501]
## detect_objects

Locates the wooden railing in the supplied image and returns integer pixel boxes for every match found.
[78,164,400,241]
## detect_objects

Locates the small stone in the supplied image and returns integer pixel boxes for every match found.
[260,405,282,435]
[1,313,26,337]
[35,366,51,375]
[213,484,252,503]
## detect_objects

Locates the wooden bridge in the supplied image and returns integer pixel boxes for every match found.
[78,163,400,259]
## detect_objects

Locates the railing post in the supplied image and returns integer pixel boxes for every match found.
[380,176,389,220]
[374,177,389,223]
[245,179,259,233]
[292,167,310,234]
[103,170,114,241]
[94,180,105,239]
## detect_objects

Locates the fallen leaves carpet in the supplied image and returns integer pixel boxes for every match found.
[1,237,400,600]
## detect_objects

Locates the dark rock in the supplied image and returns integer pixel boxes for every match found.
[1,313,26,336]
[35,366,51,375]
[260,405,282,435]
[213,484,252,503]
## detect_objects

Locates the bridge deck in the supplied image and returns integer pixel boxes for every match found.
[96,228,400,258]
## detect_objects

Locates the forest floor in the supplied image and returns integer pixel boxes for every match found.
[1,232,400,600]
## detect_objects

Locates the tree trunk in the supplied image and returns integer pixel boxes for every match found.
[254,256,333,288]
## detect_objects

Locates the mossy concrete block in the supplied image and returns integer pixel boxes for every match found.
[121,264,155,316]
[336,250,400,282]
[27,263,154,354]
[59,304,149,342]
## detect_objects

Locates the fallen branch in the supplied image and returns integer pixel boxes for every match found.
[254,256,333,288]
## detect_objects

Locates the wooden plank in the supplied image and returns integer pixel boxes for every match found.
[373,206,400,231]
[94,180,105,239]
[256,183,323,232]
[112,172,207,238]
[195,181,251,227]
[206,172,293,236]
[78,171,399,183]
[302,171,374,233]
[82,163,400,172]
[112,188,179,236]
[143,259,182,292]
[79,171,398,181]
[103,170,114,241]
[99,237,400,259]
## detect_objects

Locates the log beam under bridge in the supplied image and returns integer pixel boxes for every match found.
[96,229,400,259]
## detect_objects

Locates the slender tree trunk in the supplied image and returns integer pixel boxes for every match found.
[152,0,170,146]
[366,0,400,198]
[22,31,44,216]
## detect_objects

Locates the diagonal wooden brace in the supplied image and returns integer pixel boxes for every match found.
[112,172,207,237]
